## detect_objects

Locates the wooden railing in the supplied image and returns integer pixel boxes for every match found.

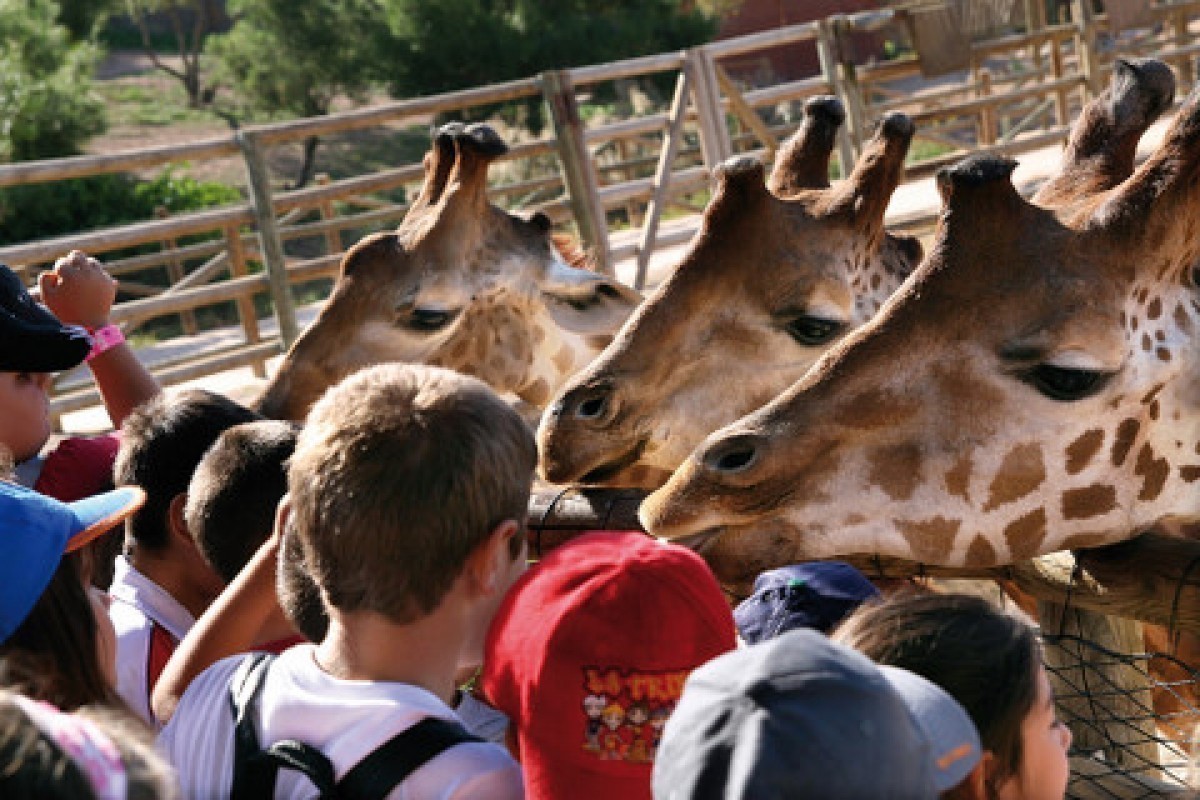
[1,1,1199,421]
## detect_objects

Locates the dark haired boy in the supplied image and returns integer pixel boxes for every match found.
[109,388,260,724]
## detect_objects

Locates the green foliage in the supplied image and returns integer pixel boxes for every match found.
[0,168,240,246]
[207,0,387,120]
[57,0,118,40]
[378,0,716,97]
[0,0,107,161]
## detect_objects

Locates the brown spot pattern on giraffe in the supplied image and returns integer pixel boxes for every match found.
[1003,508,1047,561]
[1065,429,1104,475]
[1061,484,1117,520]
[983,443,1045,512]
[1134,443,1170,501]
[944,455,973,502]
[1174,304,1193,333]
[1179,465,1200,482]
[834,389,918,431]
[523,378,551,408]
[868,443,923,502]
[964,534,998,567]
[1111,418,1140,466]
[1147,297,1162,319]
[898,517,961,563]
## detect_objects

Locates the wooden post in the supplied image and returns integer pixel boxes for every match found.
[686,48,733,170]
[816,16,860,172]
[714,63,779,161]
[1071,0,1103,99]
[237,130,299,349]
[979,70,997,145]
[1050,36,1070,128]
[542,69,613,276]
[316,174,343,257]
[1174,10,1195,89]
[635,66,693,290]
[154,207,198,336]
[224,223,265,379]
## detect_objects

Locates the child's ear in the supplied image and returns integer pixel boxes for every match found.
[167,493,192,547]
[468,519,522,595]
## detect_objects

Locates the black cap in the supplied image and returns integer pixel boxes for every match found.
[0,264,91,372]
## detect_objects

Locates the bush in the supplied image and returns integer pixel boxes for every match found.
[0,0,107,161]
[0,169,242,246]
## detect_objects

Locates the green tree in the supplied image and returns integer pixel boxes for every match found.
[376,0,716,131]
[206,0,389,187]
[58,0,118,40]
[0,0,106,162]
[124,0,213,107]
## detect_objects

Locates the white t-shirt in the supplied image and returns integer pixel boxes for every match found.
[157,645,524,800]
[108,555,195,726]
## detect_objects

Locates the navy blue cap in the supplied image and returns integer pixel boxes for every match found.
[733,561,881,643]
[0,264,91,372]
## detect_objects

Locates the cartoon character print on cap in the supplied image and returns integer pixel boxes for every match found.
[579,666,690,764]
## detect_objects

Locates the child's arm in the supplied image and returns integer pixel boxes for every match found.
[151,523,297,725]
[38,251,159,427]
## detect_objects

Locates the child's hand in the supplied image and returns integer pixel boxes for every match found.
[38,251,117,330]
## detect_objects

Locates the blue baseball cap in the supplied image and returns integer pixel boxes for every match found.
[733,561,881,643]
[652,628,982,799]
[0,481,144,642]
[0,263,91,373]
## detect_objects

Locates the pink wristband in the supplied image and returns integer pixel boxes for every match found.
[86,324,125,362]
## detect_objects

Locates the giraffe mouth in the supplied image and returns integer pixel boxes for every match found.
[579,440,648,485]
[668,526,727,555]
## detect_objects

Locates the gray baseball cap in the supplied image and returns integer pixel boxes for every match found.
[651,628,981,799]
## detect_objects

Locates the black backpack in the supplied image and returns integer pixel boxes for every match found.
[228,652,483,800]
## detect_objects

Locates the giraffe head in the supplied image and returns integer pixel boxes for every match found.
[641,59,1195,586]
[538,98,921,489]
[255,123,642,421]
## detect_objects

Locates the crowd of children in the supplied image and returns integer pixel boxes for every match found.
[0,254,1179,798]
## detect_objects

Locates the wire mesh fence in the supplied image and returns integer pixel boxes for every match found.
[1043,632,1198,797]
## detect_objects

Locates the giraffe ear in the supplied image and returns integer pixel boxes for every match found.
[338,231,405,281]
[824,111,914,225]
[768,95,844,195]
[1090,83,1200,236]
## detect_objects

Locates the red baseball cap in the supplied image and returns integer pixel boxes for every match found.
[480,530,736,800]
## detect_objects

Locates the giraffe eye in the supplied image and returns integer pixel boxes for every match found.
[1022,364,1110,402]
[785,316,844,346]
[404,308,455,331]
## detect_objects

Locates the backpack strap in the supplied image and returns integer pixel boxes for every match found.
[229,652,280,800]
[229,653,482,800]
[336,716,484,799]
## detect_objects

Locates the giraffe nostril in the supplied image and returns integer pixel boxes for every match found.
[705,435,759,474]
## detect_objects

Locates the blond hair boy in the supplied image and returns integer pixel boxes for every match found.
[159,364,531,798]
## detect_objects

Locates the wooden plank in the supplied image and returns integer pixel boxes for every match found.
[714,63,779,158]
[542,69,613,274]
[636,67,693,290]
[237,131,298,348]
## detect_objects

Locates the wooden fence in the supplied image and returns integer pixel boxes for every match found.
[1,1,1200,420]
